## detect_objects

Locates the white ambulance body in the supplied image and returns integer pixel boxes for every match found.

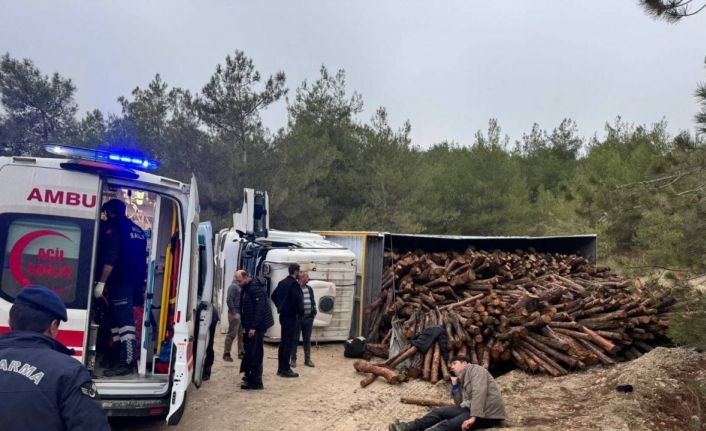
[0,146,213,425]
[217,189,357,342]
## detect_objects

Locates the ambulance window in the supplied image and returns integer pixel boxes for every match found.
[0,216,93,308]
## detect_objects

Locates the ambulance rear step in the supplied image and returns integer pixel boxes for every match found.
[101,397,170,417]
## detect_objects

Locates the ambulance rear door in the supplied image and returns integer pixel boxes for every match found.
[193,221,214,387]
[0,158,101,364]
[166,176,198,426]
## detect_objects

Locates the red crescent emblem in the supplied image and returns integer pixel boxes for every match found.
[9,230,71,288]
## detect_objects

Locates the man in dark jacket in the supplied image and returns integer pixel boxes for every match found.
[0,285,110,431]
[238,270,273,390]
[94,198,147,377]
[291,271,317,368]
[272,263,303,378]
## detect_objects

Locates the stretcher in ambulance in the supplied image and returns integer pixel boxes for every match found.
[0,145,213,425]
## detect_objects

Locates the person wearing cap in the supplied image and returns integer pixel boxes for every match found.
[0,285,110,431]
[94,198,148,377]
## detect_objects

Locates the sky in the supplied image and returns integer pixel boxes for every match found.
[2,1,706,148]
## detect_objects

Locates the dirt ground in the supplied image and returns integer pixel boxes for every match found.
[111,328,706,431]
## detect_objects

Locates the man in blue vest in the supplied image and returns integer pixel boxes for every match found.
[94,198,147,377]
[0,285,110,431]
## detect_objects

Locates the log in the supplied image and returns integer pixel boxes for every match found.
[360,374,377,388]
[422,345,434,381]
[353,361,402,384]
[387,346,419,369]
[400,398,454,407]
[430,343,441,384]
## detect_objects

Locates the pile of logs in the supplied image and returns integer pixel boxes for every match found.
[355,248,675,385]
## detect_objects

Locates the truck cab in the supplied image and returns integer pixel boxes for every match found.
[218,189,357,342]
[0,145,212,425]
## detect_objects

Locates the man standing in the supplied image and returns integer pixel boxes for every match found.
[94,198,148,377]
[239,270,273,390]
[223,273,243,362]
[291,271,317,368]
[389,355,505,431]
[0,286,110,431]
[272,263,303,378]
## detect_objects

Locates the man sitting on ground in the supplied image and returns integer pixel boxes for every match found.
[390,355,506,431]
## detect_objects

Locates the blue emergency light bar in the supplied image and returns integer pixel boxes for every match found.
[44,144,159,170]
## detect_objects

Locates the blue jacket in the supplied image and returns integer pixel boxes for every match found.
[0,331,110,431]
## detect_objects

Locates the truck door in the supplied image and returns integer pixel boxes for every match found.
[166,176,198,426]
[232,188,269,238]
[193,221,214,387]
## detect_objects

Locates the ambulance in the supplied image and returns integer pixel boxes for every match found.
[215,189,357,342]
[0,145,214,425]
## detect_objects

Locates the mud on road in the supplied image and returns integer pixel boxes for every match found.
[111,329,706,431]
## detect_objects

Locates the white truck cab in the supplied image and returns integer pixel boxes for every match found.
[0,145,212,425]
[216,189,357,342]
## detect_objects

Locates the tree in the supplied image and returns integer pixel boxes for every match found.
[197,51,286,165]
[696,58,706,136]
[0,53,78,155]
[639,0,706,22]
[270,66,364,230]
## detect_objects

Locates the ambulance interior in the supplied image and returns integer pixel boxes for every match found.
[91,184,181,381]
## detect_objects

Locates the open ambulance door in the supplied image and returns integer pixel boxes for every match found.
[166,176,199,426]
[193,221,214,387]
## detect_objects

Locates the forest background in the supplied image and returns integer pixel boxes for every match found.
[1,46,706,279]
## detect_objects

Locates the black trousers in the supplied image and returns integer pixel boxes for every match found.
[291,316,314,362]
[278,315,297,372]
[240,331,264,386]
[407,406,502,431]
[203,320,217,377]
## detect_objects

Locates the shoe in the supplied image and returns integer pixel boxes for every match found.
[305,359,315,367]
[290,359,297,368]
[240,383,264,390]
[388,420,410,431]
[223,354,233,362]
[277,370,299,378]
[103,365,134,377]
[203,374,211,381]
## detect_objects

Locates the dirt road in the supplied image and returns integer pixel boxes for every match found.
[111,329,706,431]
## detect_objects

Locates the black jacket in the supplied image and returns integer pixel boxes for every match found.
[274,276,304,318]
[0,331,110,431]
[240,281,274,332]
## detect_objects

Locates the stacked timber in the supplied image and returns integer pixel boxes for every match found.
[355,248,674,384]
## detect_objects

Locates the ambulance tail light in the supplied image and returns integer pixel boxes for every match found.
[45,144,160,171]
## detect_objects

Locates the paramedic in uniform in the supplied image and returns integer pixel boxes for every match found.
[94,198,148,377]
[0,285,110,431]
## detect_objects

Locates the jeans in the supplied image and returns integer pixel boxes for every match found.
[406,406,502,431]
[278,314,297,372]
[241,331,264,386]
[291,316,314,362]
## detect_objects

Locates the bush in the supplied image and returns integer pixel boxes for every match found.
[667,286,706,352]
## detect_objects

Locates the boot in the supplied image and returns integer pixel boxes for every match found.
[305,358,315,367]
[223,354,233,362]
[388,420,411,431]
